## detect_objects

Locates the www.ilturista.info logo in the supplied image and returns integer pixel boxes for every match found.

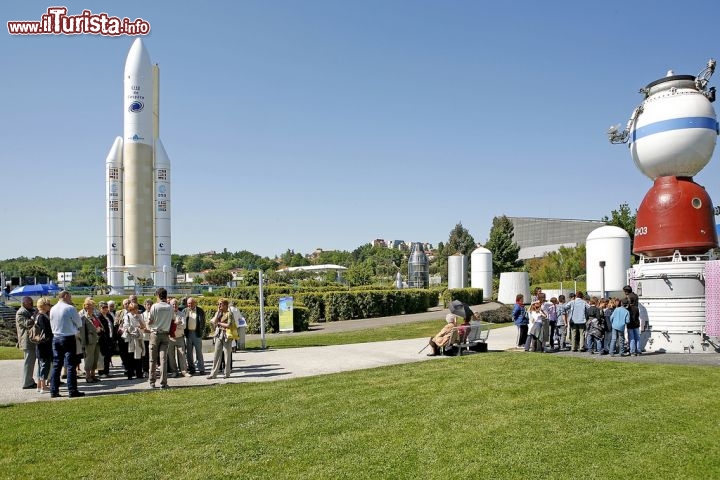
[7,7,150,36]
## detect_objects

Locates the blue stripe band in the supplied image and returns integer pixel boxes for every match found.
[632,116,719,142]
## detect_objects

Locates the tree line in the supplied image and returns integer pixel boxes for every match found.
[0,204,636,288]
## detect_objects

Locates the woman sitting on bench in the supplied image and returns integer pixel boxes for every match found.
[427,314,458,356]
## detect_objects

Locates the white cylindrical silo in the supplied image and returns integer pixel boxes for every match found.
[586,226,631,297]
[498,272,530,305]
[470,247,493,300]
[448,253,468,289]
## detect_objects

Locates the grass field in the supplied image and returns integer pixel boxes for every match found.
[1,352,719,479]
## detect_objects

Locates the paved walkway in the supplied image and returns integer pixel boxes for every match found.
[2,303,718,405]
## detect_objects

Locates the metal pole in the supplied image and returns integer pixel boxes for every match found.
[599,261,606,299]
[259,270,266,350]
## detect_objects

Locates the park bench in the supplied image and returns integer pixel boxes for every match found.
[443,320,490,356]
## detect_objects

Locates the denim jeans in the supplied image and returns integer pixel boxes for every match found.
[608,329,624,355]
[627,328,641,354]
[50,335,80,395]
[586,335,602,352]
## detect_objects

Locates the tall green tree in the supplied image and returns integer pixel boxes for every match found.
[203,269,233,286]
[345,262,373,286]
[484,215,520,276]
[279,249,310,268]
[445,222,476,256]
[602,202,637,244]
[73,265,105,287]
[525,244,586,283]
[436,223,475,280]
[185,255,204,272]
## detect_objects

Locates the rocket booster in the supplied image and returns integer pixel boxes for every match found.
[106,38,172,292]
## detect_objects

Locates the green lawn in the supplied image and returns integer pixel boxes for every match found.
[0,347,22,360]
[1,353,718,479]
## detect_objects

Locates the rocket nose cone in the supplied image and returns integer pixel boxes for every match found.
[155,139,171,167]
[124,38,152,74]
[106,136,123,164]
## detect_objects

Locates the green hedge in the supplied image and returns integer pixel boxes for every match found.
[195,298,309,334]
[323,289,438,321]
[439,288,484,307]
[59,286,467,333]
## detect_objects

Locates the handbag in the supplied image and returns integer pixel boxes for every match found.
[28,315,47,345]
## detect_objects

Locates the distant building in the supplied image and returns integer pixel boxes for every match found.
[507,216,606,260]
[57,272,74,286]
[277,264,347,282]
[176,272,199,284]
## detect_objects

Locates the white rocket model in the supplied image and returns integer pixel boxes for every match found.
[106,38,172,294]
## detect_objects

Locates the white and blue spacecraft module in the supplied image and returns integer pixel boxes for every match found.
[609,59,720,353]
[106,38,172,293]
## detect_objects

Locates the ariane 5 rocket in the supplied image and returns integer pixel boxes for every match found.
[106,38,172,293]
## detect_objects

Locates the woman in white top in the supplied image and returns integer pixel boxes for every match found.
[525,301,547,352]
[122,302,147,380]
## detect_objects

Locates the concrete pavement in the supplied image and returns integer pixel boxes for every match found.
[2,304,718,405]
[0,321,519,405]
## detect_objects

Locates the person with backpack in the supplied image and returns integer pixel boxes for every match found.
[34,297,54,393]
[15,296,38,390]
[584,297,605,354]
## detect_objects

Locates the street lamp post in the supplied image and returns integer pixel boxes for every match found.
[599,261,606,299]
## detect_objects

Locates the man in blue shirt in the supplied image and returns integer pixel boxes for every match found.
[49,290,84,398]
[566,291,588,352]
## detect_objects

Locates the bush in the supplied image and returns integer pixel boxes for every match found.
[197,301,309,334]
[294,293,325,323]
[479,304,514,324]
[440,288,483,307]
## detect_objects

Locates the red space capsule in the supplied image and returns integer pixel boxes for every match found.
[633,176,718,257]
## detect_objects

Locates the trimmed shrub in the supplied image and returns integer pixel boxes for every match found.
[440,288,484,307]
[199,305,309,334]
[479,304,514,324]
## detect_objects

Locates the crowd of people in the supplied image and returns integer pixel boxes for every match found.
[14,288,247,397]
[511,285,642,356]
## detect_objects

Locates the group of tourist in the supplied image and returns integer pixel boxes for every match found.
[511,285,642,356]
[15,288,244,397]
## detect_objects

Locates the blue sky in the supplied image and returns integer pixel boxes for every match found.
[2,1,720,260]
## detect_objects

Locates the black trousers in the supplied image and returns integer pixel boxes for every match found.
[516,325,528,347]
